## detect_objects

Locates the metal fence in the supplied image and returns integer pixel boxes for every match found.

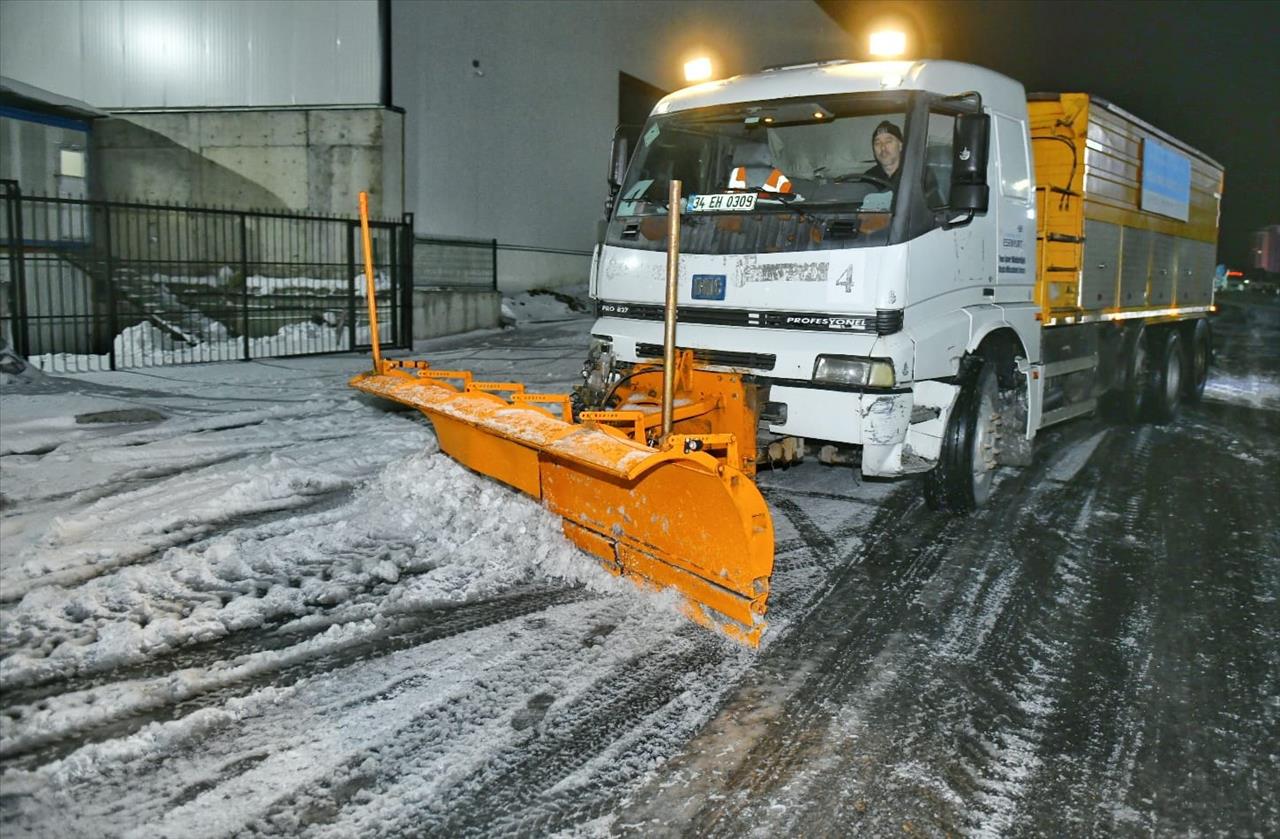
[0,181,413,373]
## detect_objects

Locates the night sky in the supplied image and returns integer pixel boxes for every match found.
[815,0,1279,268]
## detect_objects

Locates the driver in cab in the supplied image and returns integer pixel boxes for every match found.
[865,120,944,208]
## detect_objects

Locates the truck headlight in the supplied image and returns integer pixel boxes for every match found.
[813,355,897,387]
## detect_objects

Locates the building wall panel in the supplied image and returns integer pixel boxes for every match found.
[392,0,851,266]
[1,0,380,108]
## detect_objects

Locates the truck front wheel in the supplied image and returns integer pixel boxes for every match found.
[923,358,1000,513]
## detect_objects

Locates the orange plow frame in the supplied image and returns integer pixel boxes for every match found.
[351,360,774,644]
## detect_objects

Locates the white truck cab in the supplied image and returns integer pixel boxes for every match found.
[581,59,1219,511]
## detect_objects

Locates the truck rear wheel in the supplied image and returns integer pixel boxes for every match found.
[1147,328,1183,423]
[1115,327,1150,424]
[1182,319,1211,402]
[924,358,1000,513]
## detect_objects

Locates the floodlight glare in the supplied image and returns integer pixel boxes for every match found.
[869,30,907,57]
[684,57,712,82]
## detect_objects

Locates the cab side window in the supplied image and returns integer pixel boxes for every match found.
[925,111,956,208]
[996,114,1031,200]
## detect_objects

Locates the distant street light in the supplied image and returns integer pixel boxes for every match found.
[869,29,907,58]
[684,57,713,83]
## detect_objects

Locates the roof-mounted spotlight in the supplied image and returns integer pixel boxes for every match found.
[869,29,907,58]
[684,56,713,83]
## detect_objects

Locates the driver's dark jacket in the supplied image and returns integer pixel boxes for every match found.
[864,162,945,209]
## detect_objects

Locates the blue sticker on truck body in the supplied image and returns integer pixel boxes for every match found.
[692,274,727,300]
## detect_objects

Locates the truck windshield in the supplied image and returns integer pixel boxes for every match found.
[617,94,912,216]
[608,93,915,254]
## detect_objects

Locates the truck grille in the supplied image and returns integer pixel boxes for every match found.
[635,343,776,372]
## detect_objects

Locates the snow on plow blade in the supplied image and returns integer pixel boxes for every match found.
[350,361,775,645]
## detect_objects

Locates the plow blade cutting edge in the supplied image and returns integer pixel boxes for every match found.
[350,364,775,644]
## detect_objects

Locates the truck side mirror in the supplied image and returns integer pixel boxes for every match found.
[609,133,630,195]
[949,113,990,213]
[603,132,630,223]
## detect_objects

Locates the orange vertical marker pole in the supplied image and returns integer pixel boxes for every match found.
[358,191,383,370]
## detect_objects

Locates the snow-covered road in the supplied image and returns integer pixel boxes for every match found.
[1,295,1277,836]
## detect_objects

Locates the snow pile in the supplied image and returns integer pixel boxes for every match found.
[0,312,765,837]
[29,320,377,372]
[502,285,591,325]
[1203,370,1280,410]
[0,339,45,387]
[0,444,624,692]
[152,269,392,297]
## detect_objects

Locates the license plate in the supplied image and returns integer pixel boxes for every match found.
[688,192,756,213]
[692,274,726,300]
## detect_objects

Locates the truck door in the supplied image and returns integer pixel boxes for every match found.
[994,114,1034,293]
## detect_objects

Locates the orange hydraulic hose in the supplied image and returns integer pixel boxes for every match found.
[358,191,383,369]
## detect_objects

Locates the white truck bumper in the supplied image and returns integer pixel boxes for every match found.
[767,379,961,478]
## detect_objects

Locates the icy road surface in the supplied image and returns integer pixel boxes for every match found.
[1,296,1277,837]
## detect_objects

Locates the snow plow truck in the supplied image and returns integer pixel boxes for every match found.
[351,60,1223,646]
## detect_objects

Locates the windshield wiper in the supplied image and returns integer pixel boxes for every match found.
[800,200,883,209]
[772,193,817,223]
[721,187,816,223]
[832,173,893,190]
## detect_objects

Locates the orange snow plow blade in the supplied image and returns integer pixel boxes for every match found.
[349,360,775,645]
[350,189,773,644]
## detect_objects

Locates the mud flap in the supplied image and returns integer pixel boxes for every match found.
[860,391,913,477]
[904,380,961,471]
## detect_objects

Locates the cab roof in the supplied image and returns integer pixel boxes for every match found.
[653,60,1027,119]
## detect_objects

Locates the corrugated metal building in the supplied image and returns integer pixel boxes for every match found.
[392,0,852,289]
[0,0,381,108]
[1,0,851,289]
[1,0,399,218]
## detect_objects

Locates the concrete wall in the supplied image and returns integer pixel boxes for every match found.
[392,0,850,290]
[92,108,404,218]
[412,240,589,293]
[497,248,591,294]
[412,288,502,340]
[0,110,91,199]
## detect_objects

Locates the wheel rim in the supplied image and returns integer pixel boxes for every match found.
[970,380,998,504]
[1132,339,1148,411]
[1166,343,1182,404]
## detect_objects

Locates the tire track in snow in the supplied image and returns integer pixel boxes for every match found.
[610,422,1117,837]
[2,598,609,837]
[831,425,1124,836]
[651,490,962,837]
[996,426,1157,835]
[300,637,732,839]
[259,623,739,839]
[102,597,689,839]
[1021,411,1280,834]
[0,424,428,602]
[422,639,727,837]
[771,498,838,563]
[1,586,594,770]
